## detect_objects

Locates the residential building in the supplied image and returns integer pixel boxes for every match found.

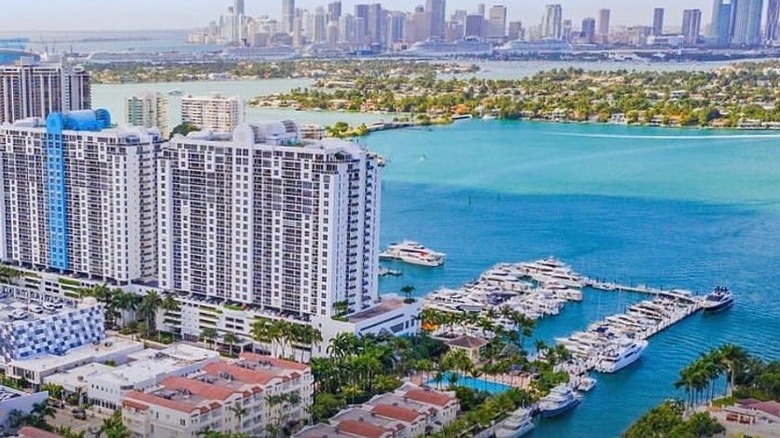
[731,0,763,46]
[88,344,220,409]
[158,122,380,320]
[710,0,734,46]
[328,1,343,22]
[180,93,244,133]
[19,427,67,438]
[355,4,371,43]
[486,5,507,39]
[768,0,780,43]
[294,383,459,438]
[125,91,170,138]
[682,9,703,44]
[0,386,48,430]
[386,11,406,44]
[464,14,485,38]
[544,4,563,40]
[653,8,665,35]
[367,3,385,46]
[7,335,143,385]
[122,352,313,438]
[0,110,163,284]
[598,9,611,41]
[581,17,596,44]
[508,21,523,40]
[0,58,90,124]
[426,0,447,39]
[282,0,296,34]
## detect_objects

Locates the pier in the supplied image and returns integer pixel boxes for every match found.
[583,278,703,304]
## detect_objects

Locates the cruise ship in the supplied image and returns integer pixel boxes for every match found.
[404,38,494,58]
[702,286,734,313]
[538,385,581,418]
[496,39,574,56]
[595,338,649,373]
[379,241,445,267]
[219,45,298,61]
[495,407,535,437]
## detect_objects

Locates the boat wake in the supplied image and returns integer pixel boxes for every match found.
[545,132,780,140]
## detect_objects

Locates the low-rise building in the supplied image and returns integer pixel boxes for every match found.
[87,344,220,410]
[294,383,458,438]
[7,336,143,386]
[18,426,65,438]
[0,386,49,429]
[122,352,313,438]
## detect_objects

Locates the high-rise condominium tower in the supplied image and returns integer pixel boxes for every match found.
[181,94,244,133]
[0,110,163,283]
[125,92,170,138]
[767,0,780,42]
[682,9,702,44]
[158,122,381,318]
[426,0,447,39]
[282,0,296,34]
[653,8,664,35]
[731,0,763,46]
[544,4,563,40]
[0,59,91,124]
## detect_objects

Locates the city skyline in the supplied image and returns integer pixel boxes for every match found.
[0,0,734,32]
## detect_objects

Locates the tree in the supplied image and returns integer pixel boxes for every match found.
[170,122,199,138]
[42,383,65,407]
[200,327,218,350]
[0,265,21,284]
[223,332,240,357]
[229,403,248,431]
[251,318,275,356]
[100,410,130,438]
[137,291,162,336]
[401,285,416,304]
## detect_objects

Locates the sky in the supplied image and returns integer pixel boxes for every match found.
[0,0,720,32]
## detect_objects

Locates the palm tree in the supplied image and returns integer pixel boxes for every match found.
[0,265,21,284]
[223,332,240,357]
[718,344,749,396]
[200,327,218,350]
[251,318,275,355]
[112,290,140,329]
[42,382,65,407]
[229,403,248,431]
[401,285,416,303]
[100,410,130,438]
[137,291,162,336]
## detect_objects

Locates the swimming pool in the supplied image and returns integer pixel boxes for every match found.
[426,373,512,394]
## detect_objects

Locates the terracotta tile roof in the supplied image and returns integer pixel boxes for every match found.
[336,419,391,438]
[19,427,65,438]
[124,390,200,414]
[240,352,308,371]
[203,361,280,385]
[162,376,234,401]
[403,389,454,407]
[122,399,150,411]
[371,404,423,423]
[446,335,488,349]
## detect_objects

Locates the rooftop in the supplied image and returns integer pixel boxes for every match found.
[364,393,434,420]
[18,427,65,438]
[445,335,488,350]
[294,423,360,438]
[43,363,114,390]
[348,296,407,324]
[128,343,219,363]
[0,295,89,325]
[8,337,143,372]
[336,418,396,438]
[0,384,25,402]
[396,383,457,408]
[92,349,216,386]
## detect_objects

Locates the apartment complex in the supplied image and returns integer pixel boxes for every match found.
[125,92,170,138]
[0,58,91,124]
[122,352,313,438]
[158,122,380,318]
[294,383,459,438]
[180,94,244,133]
[0,110,164,283]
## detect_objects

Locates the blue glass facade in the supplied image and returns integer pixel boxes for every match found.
[45,110,112,271]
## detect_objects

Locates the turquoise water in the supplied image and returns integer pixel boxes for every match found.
[427,373,512,394]
[371,120,780,437]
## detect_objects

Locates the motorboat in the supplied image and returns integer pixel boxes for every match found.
[596,338,648,373]
[538,385,581,418]
[379,241,445,267]
[577,376,597,392]
[702,286,734,313]
[495,407,535,437]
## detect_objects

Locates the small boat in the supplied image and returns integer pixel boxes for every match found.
[378,267,402,277]
[168,88,183,96]
[538,385,581,418]
[702,286,734,313]
[495,407,535,437]
[379,241,445,267]
[577,376,597,392]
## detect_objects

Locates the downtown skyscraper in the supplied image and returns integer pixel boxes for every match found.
[731,0,763,46]
[767,0,780,42]
[282,0,296,34]
[544,4,563,40]
[653,8,664,35]
[426,0,447,40]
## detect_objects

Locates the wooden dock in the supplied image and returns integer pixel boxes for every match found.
[583,278,703,304]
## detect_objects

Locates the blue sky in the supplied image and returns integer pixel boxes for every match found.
[0,0,720,32]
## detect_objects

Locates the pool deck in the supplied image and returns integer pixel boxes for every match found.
[409,371,533,392]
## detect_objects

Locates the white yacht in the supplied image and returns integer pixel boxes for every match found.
[577,376,597,392]
[596,338,649,373]
[495,407,535,438]
[538,385,581,418]
[379,241,445,267]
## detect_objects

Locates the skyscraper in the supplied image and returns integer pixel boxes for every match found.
[125,92,170,138]
[581,17,596,44]
[355,4,370,43]
[234,0,245,16]
[767,0,780,42]
[426,0,447,40]
[486,5,507,39]
[367,3,385,45]
[327,1,342,22]
[0,59,91,124]
[544,4,563,40]
[710,0,734,46]
[465,13,485,38]
[282,0,296,34]
[682,9,703,44]
[181,94,245,133]
[653,8,665,35]
[598,9,611,39]
[0,110,162,283]
[386,11,406,44]
[313,7,327,42]
[158,122,381,317]
[731,0,763,46]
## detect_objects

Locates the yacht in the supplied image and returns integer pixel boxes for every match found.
[577,376,597,392]
[379,241,445,267]
[702,286,734,313]
[495,407,535,438]
[538,385,581,418]
[596,338,648,373]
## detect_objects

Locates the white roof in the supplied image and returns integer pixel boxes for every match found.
[8,337,144,373]
[44,363,114,390]
[127,344,219,363]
